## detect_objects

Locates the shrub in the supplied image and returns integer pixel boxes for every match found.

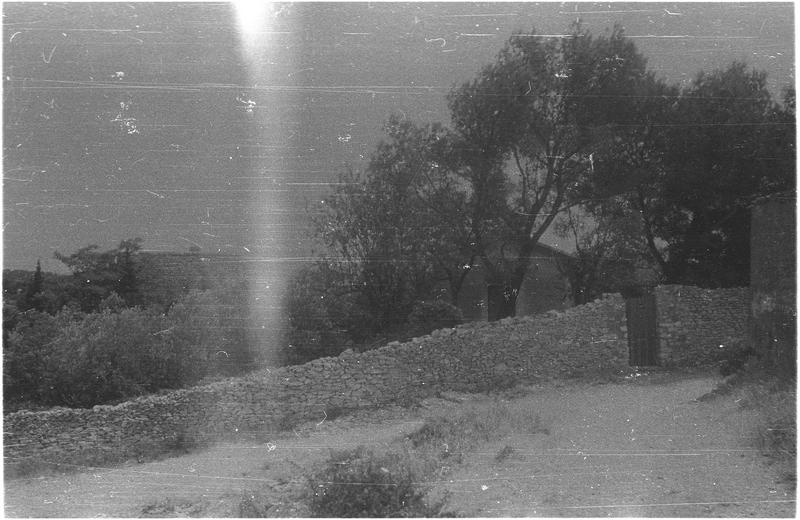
[408,409,497,458]
[746,386,796,459]
[3,290,236,409]
[307,446,435,518]
[284,265,352,365]
[408,400,547,456]
[37,305,176,406]
[494,445,515,462]
[163,290,227,380]
[238,491,274,517]
[405,300,463,340]
[3,308,81,407]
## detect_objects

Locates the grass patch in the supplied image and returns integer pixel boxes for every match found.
[408,399,547,455]
[707,349,796,484]
[742,385,796,459]
[238,490,274,517]
[141,499,203,517]
[494,445,514,463]
[242,395,549,517]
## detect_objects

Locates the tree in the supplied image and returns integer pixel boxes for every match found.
[3,290,231,409]
[660,63,794,286]
[317,117,476,337]
[284,263,352,364]
[19,260,44,311]
[54,237,144,310]
[554,209,650,304]
[115,238,144,306]
[446,24,654,317]
[581,62,795,287]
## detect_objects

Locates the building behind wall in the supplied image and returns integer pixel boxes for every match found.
[750,191,796,373]
[443,243,573,322]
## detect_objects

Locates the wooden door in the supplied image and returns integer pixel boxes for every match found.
[626,293,659,366]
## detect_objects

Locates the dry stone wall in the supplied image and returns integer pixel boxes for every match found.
[4,285,749,470]
[655,285,750,366]
[4,294,627,469]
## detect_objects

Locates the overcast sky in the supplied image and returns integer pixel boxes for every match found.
[3,2,795,274]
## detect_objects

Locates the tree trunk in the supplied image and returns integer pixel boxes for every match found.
[487,283,518,321]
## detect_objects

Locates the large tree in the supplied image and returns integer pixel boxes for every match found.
[582,62,795,287]
[54,237,144,310]
[658,63,794,286]
[316,117,471,337]
[446,24,654,316]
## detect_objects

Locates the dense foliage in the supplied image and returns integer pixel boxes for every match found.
[4,24,795,405]
[53,238,145,311]
[306,447,435,518]
[299,24,794,339]
[3,237,258,410]
[577,62,794,289]
[3,291,234,409]
[443,24,657,314]
[285,262,464,365]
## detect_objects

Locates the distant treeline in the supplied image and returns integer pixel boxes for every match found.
[3,240,257,411]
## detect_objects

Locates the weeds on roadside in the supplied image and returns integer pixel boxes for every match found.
[494,445,514,463]
[298,399,548,517]
[305,446,442,517]
[408,400,546,453]
[141,499,202,517]
[709,347,796,484]
[238,490,274,517]
[743,385,796,458]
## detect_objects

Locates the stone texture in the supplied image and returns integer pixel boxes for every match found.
[655,285,749,366]
[4,285,748,468]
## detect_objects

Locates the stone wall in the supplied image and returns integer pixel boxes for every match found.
[655,285,750,366]
[4,285,751,470]
[4,294,627,469]
[749,193,795,369]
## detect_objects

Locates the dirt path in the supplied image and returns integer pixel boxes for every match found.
[4,372,795,517]
[428,375,795,517]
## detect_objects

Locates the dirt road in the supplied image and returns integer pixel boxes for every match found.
[4,372,795,517]
[427,375,795,517]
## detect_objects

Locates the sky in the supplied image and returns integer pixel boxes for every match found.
[2,2,796,275]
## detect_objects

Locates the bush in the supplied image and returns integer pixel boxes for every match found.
[3,308,81,406]
[307,447,435,518]
[284,265,352,365]
[34,305,185,406]
[3,290,234,409]
[405,300,463,340]
[238,491,274,517]
[163,290,227,379]
[408,410,496,458]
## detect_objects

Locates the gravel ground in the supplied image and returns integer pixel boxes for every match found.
[4,371,795,517]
